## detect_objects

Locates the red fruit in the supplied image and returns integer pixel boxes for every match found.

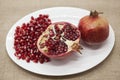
[37,22,81,59]
[78,10,109,45]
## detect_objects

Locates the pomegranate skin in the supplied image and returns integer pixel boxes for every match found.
[78,15,109,45]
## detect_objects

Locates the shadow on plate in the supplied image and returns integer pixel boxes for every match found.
[49,52,81,66]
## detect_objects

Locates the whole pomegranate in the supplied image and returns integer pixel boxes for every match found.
[37,22,81,59]
[78,10,109,45]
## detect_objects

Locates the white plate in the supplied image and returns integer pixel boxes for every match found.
[6,7,115,76]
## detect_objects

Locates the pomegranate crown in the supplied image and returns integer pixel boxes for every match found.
[90,10,103,17]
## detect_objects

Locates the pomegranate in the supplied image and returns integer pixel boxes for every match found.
[78,10,109,45]
[14,14,51,64]
[37,22,81,59]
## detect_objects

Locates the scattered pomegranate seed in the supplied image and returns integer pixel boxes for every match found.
[14,14,51,64]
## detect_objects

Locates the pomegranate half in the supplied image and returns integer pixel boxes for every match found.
[37,22,81,58]
[78,10,109,45]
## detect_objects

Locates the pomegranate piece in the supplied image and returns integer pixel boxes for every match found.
[37,22,81,59]
[14,14,51,64]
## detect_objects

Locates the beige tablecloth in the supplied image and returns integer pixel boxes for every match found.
[0,0,120,80]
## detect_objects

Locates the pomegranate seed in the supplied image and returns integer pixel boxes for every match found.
[54,34,61,40]
[49,29,55,37]
[21,54,26,60]
[33,59,38,63]
[26,57,30,63]
[63,24,80,41]
[31,16,34,20]
[14,14,51,64]
[39,59,44,64]
[48,41,68,55]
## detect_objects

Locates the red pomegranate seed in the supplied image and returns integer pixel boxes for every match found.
[49,29,55,37]
[26,57,30,63]
[14,14,51,64]
[48,41,68,55]
[63,24,80,41]
[39,59,44,64]
[31,16,35,20]
[33,59,38,63]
